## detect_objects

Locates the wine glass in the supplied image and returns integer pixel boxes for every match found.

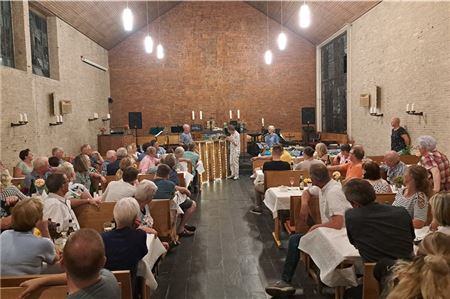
[289,177,295,189]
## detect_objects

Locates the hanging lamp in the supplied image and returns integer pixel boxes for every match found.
[122,1,133,31]
[299,1,311,29]
[156,0,164,59]
[277,0,287,50]
[264,2,272,65]
[144,1,153,53]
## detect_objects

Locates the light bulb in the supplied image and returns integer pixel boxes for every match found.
[157,44,164,60]
[277,32,287,50]
[299,3,311,28]
[264,50,272,65]
[144,35,153,54]
[122,7,133,31]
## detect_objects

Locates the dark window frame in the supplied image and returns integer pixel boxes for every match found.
[0,0,15,68]
[29,8,50,77]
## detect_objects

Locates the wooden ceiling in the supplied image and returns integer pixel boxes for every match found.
[32,1,380,50]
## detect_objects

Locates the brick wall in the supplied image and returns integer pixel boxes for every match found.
[109,1,316,134]
[0,1,110,169]
[349,1,450,155]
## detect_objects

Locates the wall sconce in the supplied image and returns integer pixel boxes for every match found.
[102,113,111,122]
[11,113,29,127]
[369,107,383,117]
[49,115,63,126]
[88,113,99,121]
[406,103,423,116]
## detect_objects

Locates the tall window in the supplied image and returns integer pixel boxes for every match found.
[321,32,347,133]
[29,9,49,77]
[0,0,14,67]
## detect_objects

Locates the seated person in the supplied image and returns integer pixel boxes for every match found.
[265,164,352,297]
[314,142,331,165]
[174,146,191,172]
[15,148,34,177]
[150,139,166,158]
[127,143,139,161]
[393,165,430,229]
[381,232,450,299]
[332,144,351,165]
[153,164,196,237]
[73,154,105,193]
[102,150,117,175]
[139,146,160,174]
[252,144,291,215]
[1,164,28,230]
[363,161,392,193]
[180,124,193,145]
[162,153,182,185]
[138,142,150,161]
[48,156,61,169]
[81,144,104,172]
[381,150,407,184]
[103,166,138,202]
[293,146,323,173]
[184,143,200,175]
[51,147,66,165]
[24,157,51,195]
[19,229,120,299]
[328,145,365,183]
[102,197,148,298]
[429,191,450,234]
[107,147,128,176]
[43,173,80,232]
[264,125,280,149]
[115,157,135,180]
[56,162,101,208]
[1,198,57,275]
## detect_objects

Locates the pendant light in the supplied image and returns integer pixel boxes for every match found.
[156,0,164,60]
[277,0,287,50]
[299,1,311,29]
[144,1,153,53]
[122,1,133,31]
[264,2,272,65]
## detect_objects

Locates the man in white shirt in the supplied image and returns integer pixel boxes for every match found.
[226,124,240,180]
[102,167,138,202]
[265,163,352,297]
[43,173,80,232]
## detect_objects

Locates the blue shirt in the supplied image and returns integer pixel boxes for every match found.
[180,132,193,145]
[153,178,176,199]
[265,133,280,148]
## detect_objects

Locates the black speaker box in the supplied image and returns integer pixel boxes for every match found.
[128,112,142,129]
[302,107,316,125]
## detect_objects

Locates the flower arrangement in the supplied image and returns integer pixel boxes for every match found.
[393,176,404,188]
[99,127,107,135]
[303,177,312,184]
[35,178,45,188]
[332,171,342,181]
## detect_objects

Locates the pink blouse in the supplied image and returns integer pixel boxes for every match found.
[139,155,160,174]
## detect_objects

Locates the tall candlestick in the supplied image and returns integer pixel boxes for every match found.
[406,104,409,112]
[199,111,203,120]
[23,113,28,122]
[192,111,195,120]
[237,110,240,119]
[229,110,232,119]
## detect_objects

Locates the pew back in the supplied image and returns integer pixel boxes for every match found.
[362,263,380,299]
[138,174,155,182]
[264,170,308,190]
[375,193,396,205]
[73,202,116,233]
[149,199,172,238]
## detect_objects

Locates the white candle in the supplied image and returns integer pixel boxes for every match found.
[199,111,203,120]
[229,110,232,119]
[192,111,195,120]
[19,113,24,122]
[406,104,409,112]
[93,113,98,119]
[60,115,63,123]
[23,113,28,122]
[237,110,240,119]
[107,113,111,119]
[411,103,415,111]
[261,118,265,126]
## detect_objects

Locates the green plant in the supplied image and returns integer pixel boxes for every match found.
[399,145,411,156]
[393,176,404,188]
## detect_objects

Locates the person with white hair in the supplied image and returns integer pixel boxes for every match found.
[382,150,408,184]
[24,157,50,195]
[180,124,193,145]
[417,135,450,192]
[51,147,65,165]
[265,125,280,149]
[101,197,148,297]
[107,147,128,176]
[391,117,410,152]
[1,162,28,230]
[102,150,117,175]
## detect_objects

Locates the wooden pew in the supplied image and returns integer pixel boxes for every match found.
[177,172,186,188]
[252,159,269,172]
[138,174,155,182]
[375,193,395,205]
[0,270,132,299]
[149,199,172,239]
[319,132,349,145]
[11,177,24,188]
[101,175,118,192]
[367,156,384,164]
[73,202,116,233]
[264,170,308,191]
[400,155,420,165]
[363,263,380,299]
[286,195,321,235]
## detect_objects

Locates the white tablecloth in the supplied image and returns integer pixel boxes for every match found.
[137,234,167,290]
[263,187,303,218]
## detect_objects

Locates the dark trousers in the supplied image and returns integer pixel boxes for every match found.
[281,233,304,283]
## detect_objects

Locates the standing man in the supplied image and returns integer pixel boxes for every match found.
[391,117,410,152]
[180,124,193,145]
[265,125,280,149]
[226,125,240,180]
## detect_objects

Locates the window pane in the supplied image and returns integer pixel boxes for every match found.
[321,32,347,133]
[29,10,49,77]
[0,0,14,67]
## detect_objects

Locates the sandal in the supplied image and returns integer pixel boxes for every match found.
[178,229,195,238]
[184,225,196,232]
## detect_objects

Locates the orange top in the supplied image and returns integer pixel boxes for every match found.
[344,162,363,181]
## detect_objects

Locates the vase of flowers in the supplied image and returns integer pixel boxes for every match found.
[393,176,404,189]
[332,171,342,182]
[304,177,312,188]
[34,178,46,195]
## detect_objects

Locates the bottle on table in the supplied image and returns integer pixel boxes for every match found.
[47,218,57,241]
[67,219,76,236]
[299,176,305,190]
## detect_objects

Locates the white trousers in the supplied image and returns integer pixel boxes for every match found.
[230,151,240,177]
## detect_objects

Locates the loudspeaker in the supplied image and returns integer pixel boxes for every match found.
[128,112,142,129]
[302,107,316,125]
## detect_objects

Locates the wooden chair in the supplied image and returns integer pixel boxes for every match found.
[138,173,155,182]
[73,202,116,233]
[286,195,321,234]
[264,170,308,191]
[375,193,396,205]
[177,172,186,188]
[11,177,24,188]
[149,199,172,238]
[252,159,269,172]
[0,271,132,299]
[400,155,420,165]
[101,175,118,191]
[363,263,380,299]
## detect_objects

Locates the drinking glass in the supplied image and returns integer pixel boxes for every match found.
[103,222,113,232]
[289,177,295,189]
